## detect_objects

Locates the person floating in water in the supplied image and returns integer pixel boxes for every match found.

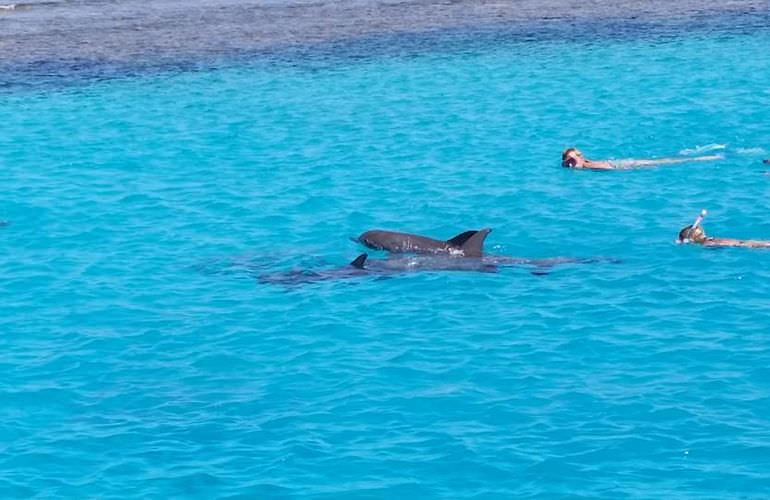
[561,148,723,170]
[677,210,770,248]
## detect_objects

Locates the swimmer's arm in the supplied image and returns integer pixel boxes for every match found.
[743,240,770,248]
[703,237,770,248]
[582,160,615,170]
[614,155,723,168]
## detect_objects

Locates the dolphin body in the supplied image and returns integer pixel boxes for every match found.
[355,229,485,256]
[356,227,620,267]
[258,252,500,286]
[257,253,614,286]
[352,254,614,274]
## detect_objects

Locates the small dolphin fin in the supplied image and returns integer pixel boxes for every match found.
[460,228,492,257]
[350,253,368,269]
[446,230,478,247]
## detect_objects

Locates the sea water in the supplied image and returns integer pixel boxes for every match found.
[2,1,770,497]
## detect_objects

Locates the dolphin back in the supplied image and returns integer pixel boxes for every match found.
[357,229,450,253]
[356,229,483,254]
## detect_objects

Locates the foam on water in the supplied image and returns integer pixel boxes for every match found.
[679,144,727,155]
[2,6,770,498]
[736,147,767,156]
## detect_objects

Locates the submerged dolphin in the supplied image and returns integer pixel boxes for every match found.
[258,250,616,286]
[352,253,614,274]
[258,252,498,286]
[356,228,485,256]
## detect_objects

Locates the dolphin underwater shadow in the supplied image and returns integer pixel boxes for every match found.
[257,252,501,286]
[259,228,619,286]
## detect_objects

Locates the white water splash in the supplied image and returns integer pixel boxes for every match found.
[735,147,767,155]
[679,144,727,155]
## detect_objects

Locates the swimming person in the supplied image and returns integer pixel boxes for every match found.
[561,148,723,170]
[677,210,770,248]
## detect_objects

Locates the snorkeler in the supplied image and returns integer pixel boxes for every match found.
[561,148,723,170]
[677,210,770,248]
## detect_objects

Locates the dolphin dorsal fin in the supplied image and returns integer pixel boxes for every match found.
[350,253,368,269]
[459,228,491,257]
[446,230,478,247]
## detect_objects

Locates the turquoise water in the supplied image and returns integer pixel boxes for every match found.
[3,25,770,497]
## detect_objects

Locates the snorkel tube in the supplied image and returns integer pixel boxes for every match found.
[691,209,707,230]
[678,209,707,243]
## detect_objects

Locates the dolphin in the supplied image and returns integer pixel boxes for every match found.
[355,228,486,256]
[257,254,373,286]
[256,254,617,286]
[258,249,618,286]
[258,252,499,286]
[355,227,619,267]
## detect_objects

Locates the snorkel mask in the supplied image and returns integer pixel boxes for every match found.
[678,209,707,243]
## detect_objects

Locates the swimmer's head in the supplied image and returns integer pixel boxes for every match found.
[562,148,584,168]
[678,224,707,243]
[678,209,708,243]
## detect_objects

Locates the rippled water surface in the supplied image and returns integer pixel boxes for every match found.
[3,2,770,497]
